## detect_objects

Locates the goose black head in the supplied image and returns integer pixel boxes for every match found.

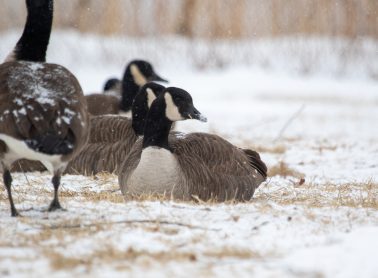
[127,60,168,86]
[103,78,121,92]
[163,87,207,123]
[120,60,168,113]
[132,82,166,136]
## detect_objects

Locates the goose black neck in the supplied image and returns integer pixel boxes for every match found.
[131,92,150,136]
[143,98,172,150]
[14,0,53,62]
[120,69,139,112]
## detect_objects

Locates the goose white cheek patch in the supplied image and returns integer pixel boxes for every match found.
[4,50,16,63]
[164,93,183,121]
[146,88,157,108]
[130,64,147,86]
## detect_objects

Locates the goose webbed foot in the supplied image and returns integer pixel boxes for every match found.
[48,174,66,212]
[48,198,65,212]
[11,207,21,217]
[3,169,20,217]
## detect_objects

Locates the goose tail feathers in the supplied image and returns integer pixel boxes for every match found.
[243,149,268,179]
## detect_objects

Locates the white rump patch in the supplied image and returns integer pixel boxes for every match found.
[130,64,147,86]
[164,93,183,121]
[146,88,157,108]
[0,134,63,173]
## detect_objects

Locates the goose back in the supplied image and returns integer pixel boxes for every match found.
[88,115,134,143]
[65,135,137,175]
[85,94,119,116]
[0,61,89,163]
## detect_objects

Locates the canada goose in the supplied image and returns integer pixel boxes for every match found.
[85,78,121,116]
[103,78,122,98]
[85,60,167,116]
[119,87,267,202]
[0,0,89,216]
[65,82,166,175]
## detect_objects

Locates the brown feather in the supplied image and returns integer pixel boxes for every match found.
[0,61,89,166]
[85,94,120,116]
[64,115,138,175]
[87,115,134,143]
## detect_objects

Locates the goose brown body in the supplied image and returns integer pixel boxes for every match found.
[65,115,138,175]
[85,94,119,116]
[119,132,267,202]
[87,115,135,143]
[0,61,89,165]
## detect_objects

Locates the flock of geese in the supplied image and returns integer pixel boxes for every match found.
[0,0,267,217]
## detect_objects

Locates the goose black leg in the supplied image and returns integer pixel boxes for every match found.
[48,174,63,211]
[3,169,19,217]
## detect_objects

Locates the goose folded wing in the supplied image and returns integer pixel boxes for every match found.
[172,133,263,201]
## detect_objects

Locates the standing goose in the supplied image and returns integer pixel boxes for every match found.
[0,0,89,216]
[12,82,175,174]
[65,82,166,175]
[85,60,167,116]
[119,88,267,202]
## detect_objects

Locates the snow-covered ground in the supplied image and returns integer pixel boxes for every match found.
[0,31,377,277]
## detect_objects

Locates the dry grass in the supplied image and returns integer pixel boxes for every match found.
[250,144,287,154]
[2,0,377,38]
[47,244,261,271]
[257,180,378,209]
[268,161,305,178]
[60,190,124,203]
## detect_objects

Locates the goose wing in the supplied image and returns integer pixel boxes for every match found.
[66,132,138,175]
[118,138,144,194]
[88,115,134,144]
[85,94,119,116]
[171,133,266,201]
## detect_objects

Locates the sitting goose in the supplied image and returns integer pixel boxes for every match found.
[65,82,166,175]
[0,0,89,216]
[84,78,121,115]
[85,60,167,116]
[103,78,122,98]
[119,88,267,202]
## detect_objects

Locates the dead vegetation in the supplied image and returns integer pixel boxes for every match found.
[47,244,260,271]
[268,161,305,178]
[1,0,377,38]
[60,190,124,203]
[257,180,378,209]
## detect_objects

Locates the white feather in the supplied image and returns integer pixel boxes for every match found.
[130,64,147,87]
[0,134,63,173]
[127,147,181,196]
[146,88,157,108]
[164,93,183,121]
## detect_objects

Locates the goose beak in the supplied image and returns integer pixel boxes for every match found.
[150,73,168,83]
[188,107,207,122]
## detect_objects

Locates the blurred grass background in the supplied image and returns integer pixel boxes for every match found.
[0,0,377,39]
